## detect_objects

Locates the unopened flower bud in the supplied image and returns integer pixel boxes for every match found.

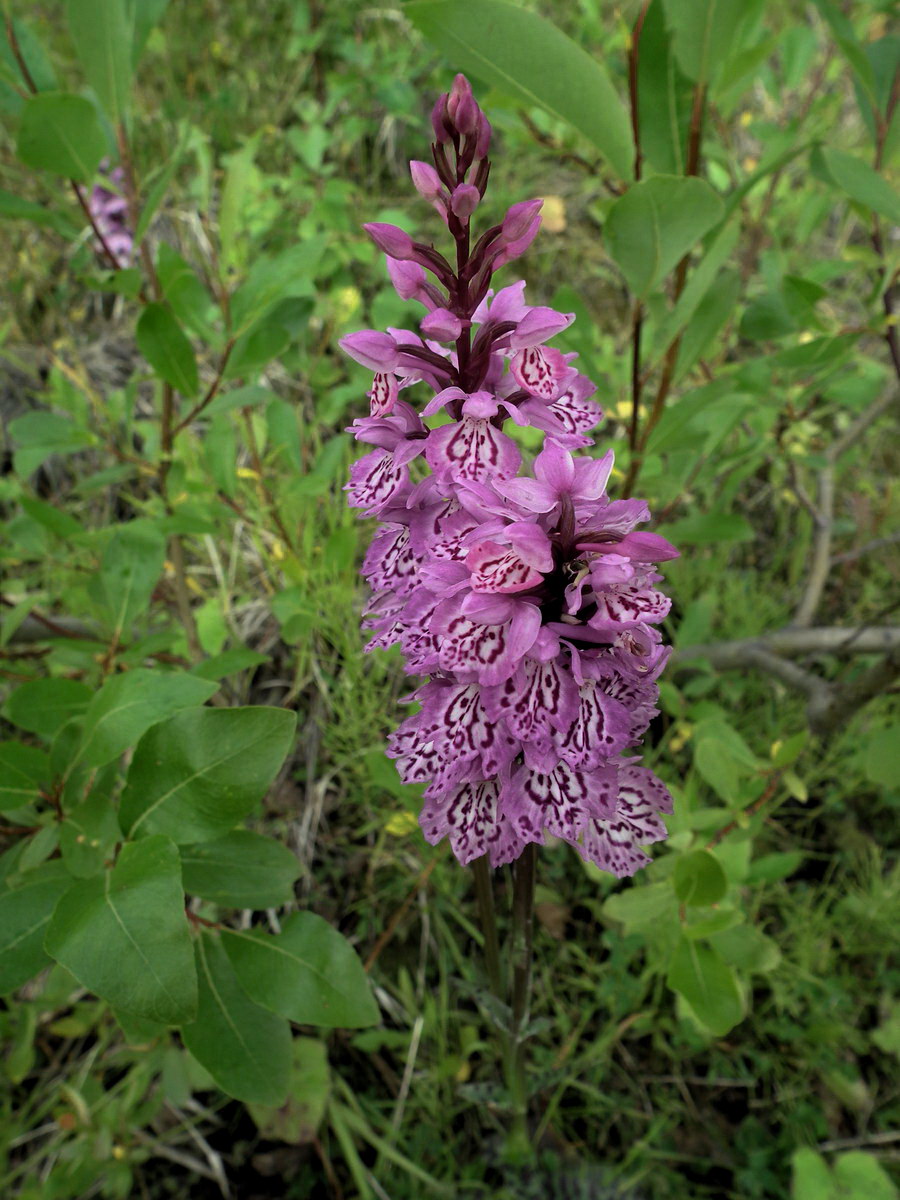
[364,222,416,261]
[494,216,542,269]
[338,330,399,371]
[410,160,443,202]
[450,183,480,220]
[386,257,427,300]
[431,95,451,143]
[475,113,492,159]
[420,307,463,341]
[500,198,543,243]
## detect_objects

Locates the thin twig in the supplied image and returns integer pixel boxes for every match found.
[705,772,784,850]
[173,338,236,434]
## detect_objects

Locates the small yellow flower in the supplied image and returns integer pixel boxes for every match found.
[385,811,419,836]
[541,195,567,233]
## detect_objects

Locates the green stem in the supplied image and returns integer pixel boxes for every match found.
[506,842,536,1162]
[471,854,503,996]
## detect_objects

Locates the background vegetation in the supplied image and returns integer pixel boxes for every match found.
[0,1,898,1197]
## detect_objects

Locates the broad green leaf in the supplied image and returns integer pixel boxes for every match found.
[66,0,132,122]
[19,496,85,540]
[97,522,166,636]
[674,268,740,380]
[230,241,325,334]
[156,244,218,341]
[180,831,300,908]
[16,92,108,181]
[602,881,678,934]
[73,670,217,772]
[9,411,94,476]
[746,852,804,884]
[833,1151,898,1200]
[59,792,120,878]
[3,678,92,740]
[131,0,171,64]
[120,706,296,842]
[136,302,199,396]
[407,0,632,178]
[0,863,72,994]
[604,176,723,298]
[190,647,269,681]
[249,1037,330,1144]
[861,726,900,788]
[673,849,728,906]
[0,742,49,812]
[667,935,744,1036]
[661,511,754,546]
[181,932,291,1105]
[0,20,58,95]
[811,145,900,225]
[660,0,746,86]
[791,1148,835,1200]
[44,835,197,1024]
[710,924,781,974]
[0,188,78,235]
[222,911,379,1028]
[637,0,692,175]
[219,137,258,272]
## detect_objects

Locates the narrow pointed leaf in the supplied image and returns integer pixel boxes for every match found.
[407,0,633,178]
[66,0,133,122]
[136,302,199,396]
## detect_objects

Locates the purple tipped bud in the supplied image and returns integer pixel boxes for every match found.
[494,216,542,270]
[501,198,543,243]
[509,307,574,349]
[448,74,479,136]
[339,330,399,371]
[386,257,427,300]
[475,113,492,159]
[450,183,480,220]
[431,95,451,144]
[410,160,444,202]
[363,222,416,261]
[420,307,464,341]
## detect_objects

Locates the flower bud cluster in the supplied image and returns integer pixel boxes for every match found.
[340,77,677,876]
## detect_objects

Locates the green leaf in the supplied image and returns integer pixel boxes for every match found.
[136,302,199,396]
[811,146,900,225]
[73,670,217,772]
[791,1148,835,1200]
[9,411,94,476]
[66,0,132,122]
[661,511,754,546]
[16,92,108,181]
[0,742,49,812]
[833,1151,898,1200]
[190,647,269,681]
[59,792,120,878]
[604,176,724,298]
[131,0,171,64]
[674,267,740,381]
[120,706,297,842]
[248,1037,330,1144]
[181,932,291,1106]
[0,188,79,235]
[861,726,900,788]
[0,862,71,994]
[222,911,379,1028]
[97,521,166,636]
[673,849,728,906]
[156,244,218,340]
[603,880,678,934]
[660,0,746,86]
[667,935,745,1036]
[44,835,197,1024]
[3,678,92,740]
[710,923,781,974]
[407,1,632,178]
[230,241,325,334]
[180,831,300,908]
[637,0,692,175]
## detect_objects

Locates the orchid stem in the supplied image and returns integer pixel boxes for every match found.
[506,842,536,1162]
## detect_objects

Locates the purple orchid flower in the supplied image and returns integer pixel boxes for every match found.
[341,75,678,878]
